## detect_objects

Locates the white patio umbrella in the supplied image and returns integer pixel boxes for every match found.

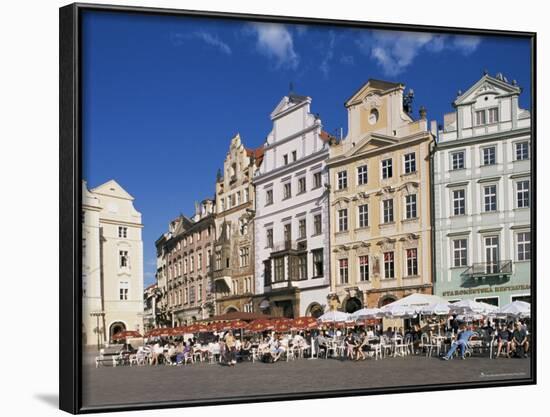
[381,304,417,318]
[317,310,350,323]
[419,303,451,316]
[450,299,499,316]
[499,301,531,318]
[350,307,383,320]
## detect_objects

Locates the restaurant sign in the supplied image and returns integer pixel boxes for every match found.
[442,284,530,298]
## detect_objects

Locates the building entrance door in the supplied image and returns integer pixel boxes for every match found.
[484,236,499,274]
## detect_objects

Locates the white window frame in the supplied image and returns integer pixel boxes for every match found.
[381,158,393,179]
[483,184,498,212]
[452,189,466,216]
[404,152,416,174]
[357,165,368,185]
[451,151,465,170]
[382,198,394,223]
[337,170,348,190]
[358,204,368,228]
[452,238,468,267]
[516,180,530,209]
[405,194,417,219]
[516,231,531,261]
[338,208,348,232]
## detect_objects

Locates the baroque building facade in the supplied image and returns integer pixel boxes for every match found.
[213,134,263,314]
[327,80,435,311]
[82,180,144,346]
[253,93,331,318]
[159,199,216,325]
[433,73,531,306]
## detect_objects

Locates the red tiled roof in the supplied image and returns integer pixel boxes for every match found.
[246,146,265,167]
[319,130,336,143]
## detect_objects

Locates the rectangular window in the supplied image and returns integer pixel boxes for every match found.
[313,172,322,189]
[298,177,306,194]
[515,142,529,161]
[358,204,368,228]
[382,158,393,179]
[482,146,496,166]
[232,280,238,295]
[475,110,486,126]
[215,252,221,270]
[406,248,418,276]
[264,260,272,286]
[119,250,129,268]
[198,283,202,301]
[266,189,273,206]
[189,286,195,304]
[118,226,128,238]
[488,108,499,124]
[517,232,531,261]
[404,152,416,174]
[274,257,285,282]
[451,151,465,170]
[190,255,195,272]
[405,194,417,219]
[295,254,307,280]
[184,287,188,304]
[383,199,394,223]
[298,218,306,239]
[339,258,349,284]
[357,165,368,186]
[240,247,249,267]
[453,239,468,267]
[313,214,322,235]
[292,150,297,162]
[359,256,369,281]
[266,228,273,248]
[284,223,292,244]
[484,185,497,212]
[337,170,348,190]
[197,253,202,270]
[452,189,466,216]
[119,281,129,301]
[517,180,530,208]
[384,252,395,279]
[283,183,291,199]
[283,154,288,165]
[312,249,323,277]
[338,209,348,232]
[206,249,211,268]
[244,188,249,202]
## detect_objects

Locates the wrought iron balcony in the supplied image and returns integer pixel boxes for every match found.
[460,260,512,284]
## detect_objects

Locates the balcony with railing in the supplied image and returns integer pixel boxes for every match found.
[460,260,513,285]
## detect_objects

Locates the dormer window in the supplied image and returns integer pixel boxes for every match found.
[475,110,486,126]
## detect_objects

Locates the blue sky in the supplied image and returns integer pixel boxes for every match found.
[81,11,532,286]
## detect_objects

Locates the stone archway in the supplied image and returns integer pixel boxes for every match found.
[109,321,126,341]
[344,297,363,314]
[306,302,324,318]
[224,306,239,314]
[378,294,397,308]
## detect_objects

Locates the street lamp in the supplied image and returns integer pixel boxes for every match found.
[90,311,105,351]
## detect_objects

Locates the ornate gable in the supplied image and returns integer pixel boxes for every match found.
[454,74,521,106]
[343,134,398,159]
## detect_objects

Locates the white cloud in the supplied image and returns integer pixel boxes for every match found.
[170,31,232,55]
[453,35,482,55]
[320,31,336,79]
[193,31,232,55]
[357,30,481,76]
[247,23,299,69]
[340,55,355,65]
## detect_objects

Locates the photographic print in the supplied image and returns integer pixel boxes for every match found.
[59,3,535,413]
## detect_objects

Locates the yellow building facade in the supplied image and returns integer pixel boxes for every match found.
[327,79,435,311]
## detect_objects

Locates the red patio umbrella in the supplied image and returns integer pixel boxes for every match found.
[229,320,249,330]
[112,330,142,340]
[273,321,292,333]
[247,319,273,332]
[291,317,318,330]
[185,323,210,334]
[144,327,173,338]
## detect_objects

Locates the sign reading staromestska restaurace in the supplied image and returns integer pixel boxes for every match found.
[442,284,530,298]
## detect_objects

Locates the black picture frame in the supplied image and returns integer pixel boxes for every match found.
[59,3,536,414]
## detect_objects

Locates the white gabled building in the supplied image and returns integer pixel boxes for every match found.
[82,180,144,346]
[253,93,333,318]
[433,72,532,306]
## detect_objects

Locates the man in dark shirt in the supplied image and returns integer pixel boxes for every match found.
[511,322,529,358]
[496,324,512,358]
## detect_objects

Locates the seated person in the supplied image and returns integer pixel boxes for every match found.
[355,332,369,361]
[442,325,475,360]
[344,333,357,360]
[511,322,529,358]
[316,331,329,357]
[269,336,285,362]
[496,324,512,358]
[239,339,252,361]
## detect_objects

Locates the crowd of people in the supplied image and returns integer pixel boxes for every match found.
[114,316,531,367]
